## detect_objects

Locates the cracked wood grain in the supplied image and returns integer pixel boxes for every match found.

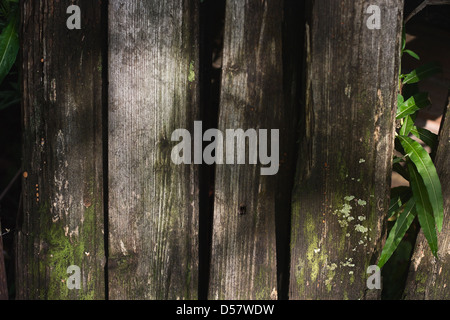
[208,0,298,300]
[108,0,200,299]
[289,0,404,300]
[17,0,105,300]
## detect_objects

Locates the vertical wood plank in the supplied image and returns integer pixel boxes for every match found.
[17,0,105,299]
[404,94,450,299]
[108,0,200,299]
[209,0,286,300]
[289,0,404,299]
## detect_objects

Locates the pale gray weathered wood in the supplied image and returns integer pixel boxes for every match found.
[108,0,200,299]
[209,0,286,300]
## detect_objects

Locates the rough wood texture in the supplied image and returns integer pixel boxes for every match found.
[289,0,404,299]
[208,0,292,300]
[403,94,450,299]
[108,0,200,299]
[17,0,105,299]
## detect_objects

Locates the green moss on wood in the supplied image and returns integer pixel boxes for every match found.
[188,60,195,82]
[34,177,103,300]
[255,266,271,300]
[295,257,306,293]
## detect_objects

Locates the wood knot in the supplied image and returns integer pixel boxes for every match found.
[84,198,92,208]
[238,204,246,216]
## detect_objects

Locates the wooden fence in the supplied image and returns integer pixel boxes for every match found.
[14,0,449,300]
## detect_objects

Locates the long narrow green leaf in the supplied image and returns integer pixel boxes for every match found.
[399,114,416,136]
[404,49,420,60]
[396,92,430,119]
[0,8,19,85]
[399,135,443,232]
[407,162,438,257]
[401,24,406,51]
[402,62,442,85]
[411,126,438,151]
[388,186,412,218]
[378,197,417,268]
[394,136,405,155]
[393,156,405,165]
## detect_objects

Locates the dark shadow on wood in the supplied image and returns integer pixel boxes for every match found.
[278,0,305,300]
[0,221,8,300]
[198,0,225,300]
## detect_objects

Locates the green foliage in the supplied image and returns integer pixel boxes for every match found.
[379,198,417,268]
[378,25,443,269]
[403,49,420,61]
[396,92,430,119]
[399,136,443,231]
[410,126,438,152]
[402,62,442,85]
[407,161,438,256]
[0,0,19,110]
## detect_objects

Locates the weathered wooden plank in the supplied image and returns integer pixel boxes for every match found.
[403,93,450,299]
[289,0,404,299]
[108,0,200,299]
[209,0,289,300]
[17,0,106,299]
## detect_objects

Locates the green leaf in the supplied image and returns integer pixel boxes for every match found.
[399,114,416,136]
[388,186,412,218]
[399,135,443,232]
[393,156,405,164]
[401,25,406,51]
[407,162,438,257]
[378,197,417,269]
[394,137,405,155]
[404,49,420,60]
[396,92,430,119]
[410,127,438,151]
[0,8,19,85]
[402,62,442,85]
